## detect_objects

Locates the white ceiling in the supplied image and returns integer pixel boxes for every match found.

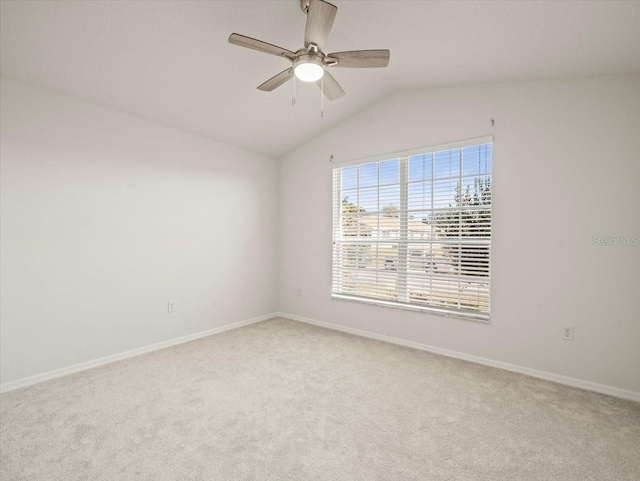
[2,1,639,157]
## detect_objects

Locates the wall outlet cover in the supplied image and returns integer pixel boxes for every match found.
[562,326,574,341]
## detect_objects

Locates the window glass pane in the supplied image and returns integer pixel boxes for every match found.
[433,178,459,208]
[358,162,377,188]
[341,165,357,191]
[408,182,431,211]
[408,211,433,239]
[379,159,399,185]
[409,210,433,225]
[430,207,460,237]
[462,144,492,176]
[377,215,400,239]
[409,154,431,182]
[433,149,460,179]
[358,187,378,212]
[379,185,400,215]
[340,190,357,209]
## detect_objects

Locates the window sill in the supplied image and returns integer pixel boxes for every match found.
[331,294,490,323]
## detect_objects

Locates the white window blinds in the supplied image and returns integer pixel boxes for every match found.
[332,139,492,321]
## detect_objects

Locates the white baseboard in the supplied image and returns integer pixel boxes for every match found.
[276,312,640,403]
[0,312,278,394]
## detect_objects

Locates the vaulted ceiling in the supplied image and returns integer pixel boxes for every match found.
[2,1,639,157]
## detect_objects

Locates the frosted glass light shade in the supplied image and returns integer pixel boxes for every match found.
[294,62,324,82]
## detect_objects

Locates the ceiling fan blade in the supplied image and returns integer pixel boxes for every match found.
[229,33,295,59]
[257,68,294,92]
[327,50,390,68]
[317,70,345,101]
[304,0,337,50]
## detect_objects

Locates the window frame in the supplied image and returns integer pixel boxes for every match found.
[331,136,493,323]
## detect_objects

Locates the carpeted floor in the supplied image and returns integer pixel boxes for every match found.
[1,317,639,480]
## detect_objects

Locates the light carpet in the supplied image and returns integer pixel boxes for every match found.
[1,317,639,480]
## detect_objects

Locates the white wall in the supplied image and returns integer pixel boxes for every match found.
[3,74,639,397]
[278,75,640,395]
[0,78,278,385]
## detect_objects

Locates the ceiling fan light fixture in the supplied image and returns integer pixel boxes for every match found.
[229,0,390,102]
[294,55,324,82]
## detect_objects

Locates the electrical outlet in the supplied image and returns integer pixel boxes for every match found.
[297,288,303,297]
[562,325,574,341]
[168,301,176,313]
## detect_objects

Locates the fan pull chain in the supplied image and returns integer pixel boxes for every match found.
[292,74,297,106]
[320,72,324,118]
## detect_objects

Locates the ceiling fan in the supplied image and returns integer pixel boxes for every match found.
[228,0,390,101]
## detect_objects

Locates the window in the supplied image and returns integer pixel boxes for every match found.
[332,137,492,321]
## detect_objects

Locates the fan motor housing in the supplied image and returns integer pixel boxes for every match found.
[293,52,324,69]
